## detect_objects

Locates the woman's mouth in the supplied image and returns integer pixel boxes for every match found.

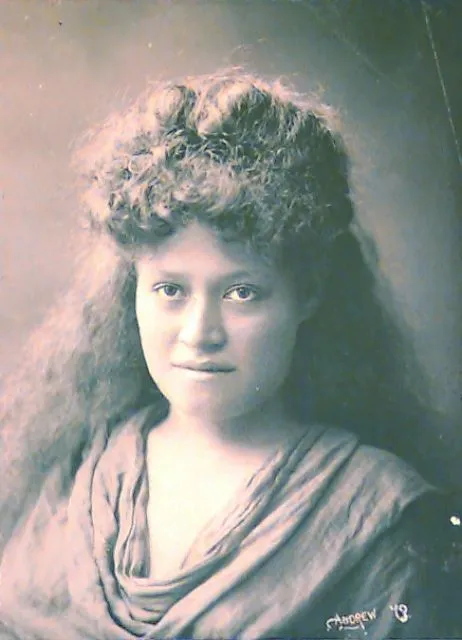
[173,362,235,380]
[174,361,235,373]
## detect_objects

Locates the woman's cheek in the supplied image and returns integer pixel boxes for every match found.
[245,314,298,377]
[137,310,174,373]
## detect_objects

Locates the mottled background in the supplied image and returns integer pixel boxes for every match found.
[0,0,460,483]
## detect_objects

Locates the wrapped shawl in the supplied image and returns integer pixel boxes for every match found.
[0,407,434,639]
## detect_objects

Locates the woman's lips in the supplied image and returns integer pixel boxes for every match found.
[172,363,235,380]
[173,362,234,373]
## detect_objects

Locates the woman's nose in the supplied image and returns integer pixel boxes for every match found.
[178,297,226,350]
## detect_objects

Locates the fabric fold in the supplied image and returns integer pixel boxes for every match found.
[0,407,433,639]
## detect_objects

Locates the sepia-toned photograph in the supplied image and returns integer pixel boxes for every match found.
[0,1,461,638]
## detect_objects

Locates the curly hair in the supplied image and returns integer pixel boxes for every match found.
[82,72,353,296]
[0,70,435,549]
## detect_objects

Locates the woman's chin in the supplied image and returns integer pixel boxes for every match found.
[169,398,241,422]
[165,390,278,427]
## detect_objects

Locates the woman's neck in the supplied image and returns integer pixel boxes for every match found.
[158,395,304,459]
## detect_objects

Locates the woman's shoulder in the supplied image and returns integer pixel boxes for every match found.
[354,441,432,491]
[317,428,462,634]
[320,426,432,499]
[352,440,462,635]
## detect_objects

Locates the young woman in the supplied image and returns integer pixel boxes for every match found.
[0,71,460,639]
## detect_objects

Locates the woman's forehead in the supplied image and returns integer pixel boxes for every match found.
[135,222,277,279]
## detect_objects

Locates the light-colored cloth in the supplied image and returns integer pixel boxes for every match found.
[0,407,433,639]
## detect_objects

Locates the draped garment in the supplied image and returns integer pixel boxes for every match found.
[0,407,434,639]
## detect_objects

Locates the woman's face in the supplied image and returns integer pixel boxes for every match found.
[135,222,311,421]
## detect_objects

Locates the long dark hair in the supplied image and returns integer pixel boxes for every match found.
[0,70,437,549]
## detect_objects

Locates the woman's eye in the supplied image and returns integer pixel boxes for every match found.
[225,286,259,302]
[153,284,184,299]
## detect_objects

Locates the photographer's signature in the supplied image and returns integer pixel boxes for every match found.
[326,608,377,633]
[326,603,409,633]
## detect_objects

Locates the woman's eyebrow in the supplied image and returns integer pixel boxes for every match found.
[150,269,267,282]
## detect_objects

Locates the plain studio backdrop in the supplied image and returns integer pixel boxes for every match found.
[0,0,461,486]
